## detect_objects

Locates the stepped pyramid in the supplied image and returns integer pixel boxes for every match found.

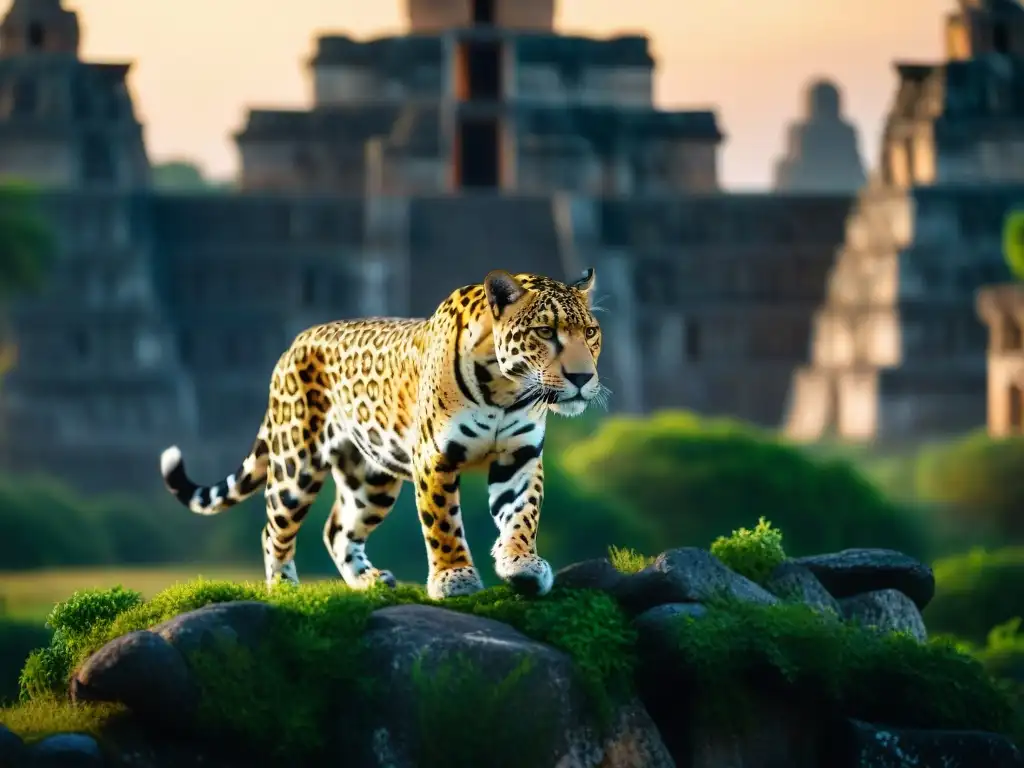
[784,0,1024,443]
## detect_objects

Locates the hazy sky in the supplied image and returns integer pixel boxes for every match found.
[68,0,953,189]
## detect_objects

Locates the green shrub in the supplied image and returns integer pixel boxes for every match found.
[914,432,1024,545]
[562,411,931,559]
[0,415,653,580]
[0,475,207,570]
[0,619,51,705]
[710,517,786,585]
[665,600,1021,739]
[46,586,143,636]
[975,619,1024,710]
[13,579,635,759]
[925,547,1024,644]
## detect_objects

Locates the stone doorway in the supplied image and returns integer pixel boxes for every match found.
[456,118,500,188]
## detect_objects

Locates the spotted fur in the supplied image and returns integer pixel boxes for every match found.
[159,269,605,599]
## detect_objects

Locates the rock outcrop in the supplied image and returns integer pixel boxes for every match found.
[2,546,1022,768]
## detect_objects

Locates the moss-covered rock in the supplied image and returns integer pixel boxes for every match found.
[2,533,1022,767]
[8,579,637,764]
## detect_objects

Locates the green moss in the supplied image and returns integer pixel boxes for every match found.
[607,545,655,574]
[0,698,129,744]
[46,586,144,636]
[10,579,635,760]
[709,517,786,586]
[663,600,1022,741]
[410,655,559,768]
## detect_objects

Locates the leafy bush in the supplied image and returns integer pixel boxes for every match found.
[0,413,652,579]
[0,476,207,570]
[710,517,786,585]
[562,411,931,559]
[914,432,1024,545]
[925,547,1024,644]
[13,580,636,758]
[665,600,1021,739]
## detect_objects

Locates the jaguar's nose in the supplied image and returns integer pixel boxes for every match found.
[563,371,594,390]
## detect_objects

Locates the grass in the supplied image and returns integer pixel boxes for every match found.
[0,699,129,744]
[4,578,636,762]
[607,545,654,574]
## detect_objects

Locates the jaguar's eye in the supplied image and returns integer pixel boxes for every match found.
[534,327,556,340]
[585,327,598,339]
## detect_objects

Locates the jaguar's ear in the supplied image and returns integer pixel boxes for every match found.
[484,270,525,318]
[571,267,596,296]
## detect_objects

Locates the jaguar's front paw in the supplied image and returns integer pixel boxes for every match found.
[427,566,484,600]
[495,552,553,597]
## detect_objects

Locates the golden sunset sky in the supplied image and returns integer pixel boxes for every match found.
[67,0,953,188]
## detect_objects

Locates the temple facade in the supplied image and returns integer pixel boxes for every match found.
[0,0,1008,493]
[236,0,720,196]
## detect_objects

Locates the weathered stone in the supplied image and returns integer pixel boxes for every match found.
[592,702,678,768]
[687,697,827,768]
[840,589,928,643]
[150,600,274,657]
[0,722,27,767]
[763,561,841,616]
[633,603,708,649]
[70,630,199,728]
[841,719,1024,768]
[333,604,674,768]
[789,548,935,609]
[28,733,105,768]
[555,558,627,593]
[612,548,778,616]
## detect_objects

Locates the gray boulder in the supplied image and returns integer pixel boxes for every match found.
[336,603,675,768]
[842,719,1024,767]
[555,558,627,593]
[840,589,928,643]
[612,548,779,616]
[789,548,935,609]
[28,733,105,768]
[71,630,199,728]
[633,603,708,649]
[69,601,274,731]
[0,722,27,767]
[150,601,274,656]
[763,562,841,616]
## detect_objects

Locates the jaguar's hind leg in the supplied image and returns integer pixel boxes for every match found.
[262,459,329,588]
[323,442,402,589]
